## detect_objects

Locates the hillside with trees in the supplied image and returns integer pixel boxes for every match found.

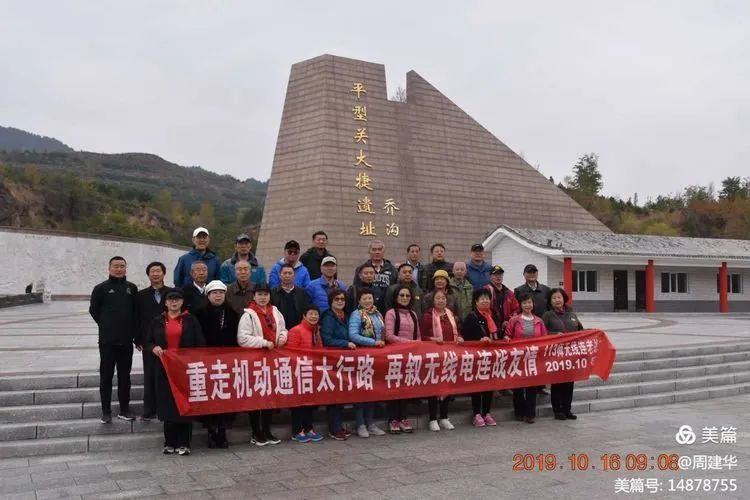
[558,153,750,239]
[0,126,74,153]
[0,149,266,258]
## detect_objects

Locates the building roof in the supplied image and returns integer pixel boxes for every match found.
[494,225,750,260]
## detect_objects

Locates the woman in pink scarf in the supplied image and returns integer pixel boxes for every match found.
[420,290,463,431]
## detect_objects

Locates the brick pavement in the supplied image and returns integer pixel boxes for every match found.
[0,395,747,499]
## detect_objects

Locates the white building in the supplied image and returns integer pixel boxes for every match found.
[482,225,750,312]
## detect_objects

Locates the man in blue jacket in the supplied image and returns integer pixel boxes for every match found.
[219,233,267,285]
[173,227,220,288]
[466,243,491,288]
[306,256,346,312]
[268,240,311,288]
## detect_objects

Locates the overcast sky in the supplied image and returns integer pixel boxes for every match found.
[2,1,748,201]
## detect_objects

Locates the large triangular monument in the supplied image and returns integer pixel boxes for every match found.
[257,54,608,276]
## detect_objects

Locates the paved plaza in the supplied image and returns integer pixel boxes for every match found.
[1,302,749,498]
[0,396,747,499]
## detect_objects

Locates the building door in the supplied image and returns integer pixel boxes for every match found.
[613,270,628,311]
[635,270,646,311]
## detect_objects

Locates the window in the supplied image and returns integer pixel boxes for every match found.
[716,274,743,294]
[661,272,688,293]
[572,270,597,292]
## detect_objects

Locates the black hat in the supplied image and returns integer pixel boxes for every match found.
[490,265,505,275]
[235,233,251,242]
[164,289,184,300]
[284,240,300,250]
[524,264,539,273]
[471,243,484,252]
[252,282,271,294]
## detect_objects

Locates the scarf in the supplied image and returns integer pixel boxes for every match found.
[477,308,498,339]
[359,305,382,338]
[431,308,457,342]
[304,319,323,346]
[249,302,276,342]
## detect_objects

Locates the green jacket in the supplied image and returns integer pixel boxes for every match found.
[450,278,474,320]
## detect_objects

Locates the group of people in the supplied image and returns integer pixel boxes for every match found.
[89,227,585,456]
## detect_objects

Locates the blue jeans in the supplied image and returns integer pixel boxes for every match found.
[326,405,343,433]
[355,402,374,427]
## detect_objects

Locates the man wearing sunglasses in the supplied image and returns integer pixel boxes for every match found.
[268,240,312,288]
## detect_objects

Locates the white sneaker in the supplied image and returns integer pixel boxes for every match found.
[367,424,386,436]
[357,425,370,438]
[438,418,455,430]
[428,420,440,432]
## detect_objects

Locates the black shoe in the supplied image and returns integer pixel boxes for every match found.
[101,413,112,424]
[140,413,156,421]
[514,415,524,422]
[265,432,281,445]
[251,434,268,447]
[524,416,535,424]
[117,411,135,421]
[565,412,578,420]
[554,413,566,420]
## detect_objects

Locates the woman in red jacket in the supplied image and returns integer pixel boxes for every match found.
[286,305,324,443]
[420,289,463,431]
[505,292,548,423]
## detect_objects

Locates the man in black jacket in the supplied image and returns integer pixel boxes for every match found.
[135,261,171,421]
[89,256,138,423]
[299,230,335,280]
[271,263,310,330]
[421,243,454,291]
[513,264,552,317]
[181,261,208,313]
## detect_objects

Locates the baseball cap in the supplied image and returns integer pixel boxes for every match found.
[164,289,184,300]
[193,227,209,237]
[490,265,505,275]
[471,243,484,252]
[235,233,251,242]
[524,264,539,273]
[284,240,300,250]
[321,256,337,266]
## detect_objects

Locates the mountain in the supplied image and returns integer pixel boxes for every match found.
[0,146,267,258]
[0,126,74,153]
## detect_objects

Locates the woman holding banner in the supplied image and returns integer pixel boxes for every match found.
[347,288,387,438]
[461,288,501,428]
[237,283,288,446]
[505,292,548,423]
[420,289,462,431]
[542,288,582,421]
[320,288,357,440]
[146,289,206,456]
[286,305,325,443]
[384,284,420,434]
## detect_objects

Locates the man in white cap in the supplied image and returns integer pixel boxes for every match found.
[305,256,346,312]
[173,227,221,288]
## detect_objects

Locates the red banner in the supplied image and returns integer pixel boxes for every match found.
[161,329,616,416]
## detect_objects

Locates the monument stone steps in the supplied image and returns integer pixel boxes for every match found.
[1,381,749,459]
[1,341,749,457]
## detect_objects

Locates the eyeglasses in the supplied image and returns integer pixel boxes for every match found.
[333,297,346,302]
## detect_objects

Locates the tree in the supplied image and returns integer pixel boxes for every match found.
[719,176,747,200]
[390,86,407,103]
[567,153,603,196]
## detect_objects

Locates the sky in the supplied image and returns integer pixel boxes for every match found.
[2,0,748,201]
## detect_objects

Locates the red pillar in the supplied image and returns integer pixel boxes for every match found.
[563,257,573,305]
[645,259,655,312]
[719,262,729,313]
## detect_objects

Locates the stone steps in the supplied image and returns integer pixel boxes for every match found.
[1,340,750,458]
